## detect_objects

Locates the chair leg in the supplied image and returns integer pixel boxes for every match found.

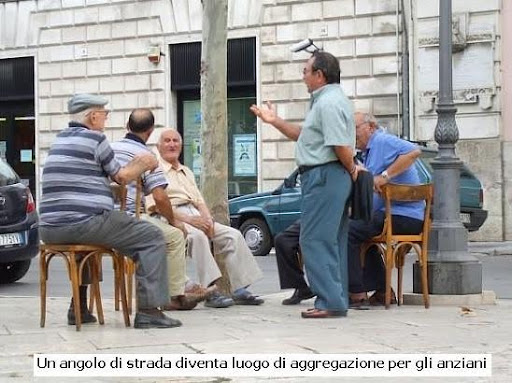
[114,255,120,312]
[126,263,133,315]
[40,252,47,328]
[397,264,403,306]
[68,252,82,331]
[385,247,393,309]
[116,256,130,327]
[126,259,136,315]
[90,254,105,325]
[420,250,430,309]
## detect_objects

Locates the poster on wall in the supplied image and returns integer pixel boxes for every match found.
[233,134,256,176]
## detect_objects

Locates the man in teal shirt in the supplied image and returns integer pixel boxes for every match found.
[251,51,358,318]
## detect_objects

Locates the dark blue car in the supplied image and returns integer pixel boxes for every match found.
[0,158,39,283]
[229,147,488,256]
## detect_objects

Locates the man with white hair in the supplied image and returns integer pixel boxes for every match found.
[39,94,181,329]
[147,129,264,308]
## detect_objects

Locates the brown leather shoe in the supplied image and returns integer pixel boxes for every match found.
[369,289,398,306]
[184,283,218,303]
[162,295,197,311]
[301,308,347,319]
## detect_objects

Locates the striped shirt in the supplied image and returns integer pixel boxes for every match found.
[111,133,168,215]
[39,122,121,226]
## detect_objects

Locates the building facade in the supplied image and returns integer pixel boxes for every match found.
[0,0,510,241]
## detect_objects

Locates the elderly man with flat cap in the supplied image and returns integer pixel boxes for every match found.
[39,93,181,329]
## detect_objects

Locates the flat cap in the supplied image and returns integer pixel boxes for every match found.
[68,93,108,114]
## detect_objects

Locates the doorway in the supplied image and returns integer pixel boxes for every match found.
[0,57,35,199]
[0,103,35,198]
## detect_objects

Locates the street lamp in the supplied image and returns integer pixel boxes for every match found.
[414,0,482,295]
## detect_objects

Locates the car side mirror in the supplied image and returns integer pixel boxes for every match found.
[283,178,295,188]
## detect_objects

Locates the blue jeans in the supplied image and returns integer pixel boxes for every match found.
[299,162,352,311]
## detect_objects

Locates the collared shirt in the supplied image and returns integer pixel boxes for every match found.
[146,155,204,212]
[296,83,355,166]
[363,129,424,221]
[111,133,168,215]
[39,122,121,226]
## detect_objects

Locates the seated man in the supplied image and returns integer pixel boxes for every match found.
[348,112,425,306]
[274,220,314,305]
[147,129,264,308]
[112,108,202,311]
[39,94,180,329]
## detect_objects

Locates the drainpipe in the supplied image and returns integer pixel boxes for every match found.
[399,0,411,140]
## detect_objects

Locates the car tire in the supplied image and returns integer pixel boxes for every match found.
[239,218,272,257]
[0,260,31,284]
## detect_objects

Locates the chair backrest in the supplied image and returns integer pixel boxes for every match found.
[381,183,433,242]
[110,178,143,218]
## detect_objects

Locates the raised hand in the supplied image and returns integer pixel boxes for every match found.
[250,101,277,124]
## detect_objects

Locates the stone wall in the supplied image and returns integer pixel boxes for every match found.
[260,0,402,188]
[414,0,503,240]
[2,0,505,240]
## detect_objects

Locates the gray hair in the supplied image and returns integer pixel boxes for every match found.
[69,107,96,123]
[355,111,378,127]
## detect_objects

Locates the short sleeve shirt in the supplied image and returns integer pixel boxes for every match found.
[296,84,355,166]
[363,129,424,220]
[145,156,204,212]
[111,134,168,215]
[39,122,121,226]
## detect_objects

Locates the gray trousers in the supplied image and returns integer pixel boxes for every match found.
[39,210,169,309]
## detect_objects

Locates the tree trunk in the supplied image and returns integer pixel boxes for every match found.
[201,0,230,294]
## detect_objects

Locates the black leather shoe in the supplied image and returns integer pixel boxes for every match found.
[67,308,97,326]
[282,288,315,305]
[134,312,182,329]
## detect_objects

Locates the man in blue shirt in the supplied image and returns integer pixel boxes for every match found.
[251,51,357,319]
[348,112,424,307]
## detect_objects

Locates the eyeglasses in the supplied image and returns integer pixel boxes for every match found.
[356,122,369,129]
[90,109,110,117]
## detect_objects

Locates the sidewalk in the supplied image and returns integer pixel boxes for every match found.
[468,241,512,256]
[1,292,511,382]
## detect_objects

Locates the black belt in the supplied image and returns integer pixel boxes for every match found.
[298,161,338,174]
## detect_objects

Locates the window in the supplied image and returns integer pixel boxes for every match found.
[171,38,257,197]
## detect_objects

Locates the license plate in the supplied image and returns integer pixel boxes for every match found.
[0,233,23,247]
[460,213,471,224]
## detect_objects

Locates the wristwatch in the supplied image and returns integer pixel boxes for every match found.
[381,170,389,180]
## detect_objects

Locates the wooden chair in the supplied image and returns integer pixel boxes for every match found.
[360,183,433,309]
[40,244,130,331]
[115,179,143,314]
[40,183,134,331]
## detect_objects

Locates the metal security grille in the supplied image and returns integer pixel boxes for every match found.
[170,37,256,91]
[0,57,34,101]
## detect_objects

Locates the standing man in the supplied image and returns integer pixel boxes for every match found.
[39,94,181,329]
[112,108,200,311]
[148,129,264,308]
[251,50,357,319]
[348,112,424,307]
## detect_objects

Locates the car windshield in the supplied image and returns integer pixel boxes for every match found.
[0,159,19,186]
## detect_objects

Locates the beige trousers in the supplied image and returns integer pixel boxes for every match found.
[174,204,263,291]
[141,214,187,297]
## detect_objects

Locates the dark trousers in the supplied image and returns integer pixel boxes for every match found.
[348,211,423,293]
[275,220,308,290]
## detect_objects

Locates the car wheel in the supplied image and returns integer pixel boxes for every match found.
[239,218,272,256]
[0,260,32,284]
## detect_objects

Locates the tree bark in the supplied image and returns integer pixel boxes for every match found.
[201,0,231,294]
